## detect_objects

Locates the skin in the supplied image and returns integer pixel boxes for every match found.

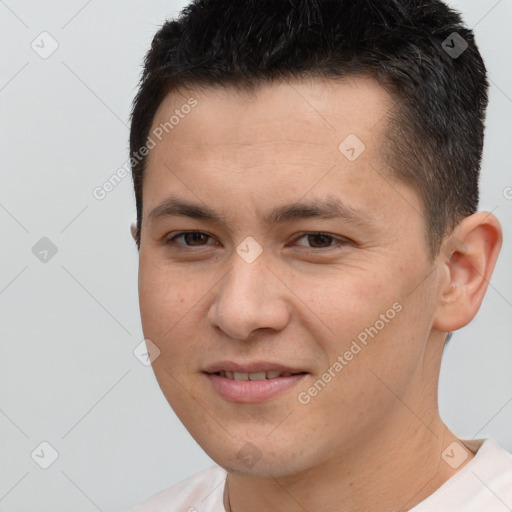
[132,76,502,512]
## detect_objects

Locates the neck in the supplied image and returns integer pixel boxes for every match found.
[223,410,474,512]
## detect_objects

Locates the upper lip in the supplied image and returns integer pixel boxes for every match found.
[203,361,308,374]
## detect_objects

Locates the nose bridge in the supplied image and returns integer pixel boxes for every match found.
[230,252,266,301]
[209,245,289,340]
[224,233,269,300]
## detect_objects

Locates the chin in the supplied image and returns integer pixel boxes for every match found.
[222,453,321,480]
[195,431,321,479]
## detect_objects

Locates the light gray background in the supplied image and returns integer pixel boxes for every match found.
[1,1,511,511]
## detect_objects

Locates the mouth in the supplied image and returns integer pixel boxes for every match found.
[210,370,306,380]
[203,362,309,402]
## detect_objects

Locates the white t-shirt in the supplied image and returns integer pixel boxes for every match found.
[129,438,512,511]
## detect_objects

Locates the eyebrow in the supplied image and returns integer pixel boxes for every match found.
[147,195,377,230]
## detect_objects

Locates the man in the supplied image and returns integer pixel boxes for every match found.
[128,0,512,510]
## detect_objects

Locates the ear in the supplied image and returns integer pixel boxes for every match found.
[130,221,138,242]
[432,212,502,332]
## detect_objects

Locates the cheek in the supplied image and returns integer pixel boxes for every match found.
[138,259,212,365]
[301,264,429,390]
[291,265,398,342]
[139,252,191,313]
[138,264,203,410]
[138,261,182,345]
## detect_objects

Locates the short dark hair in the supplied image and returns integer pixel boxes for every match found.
[129,0,489,257]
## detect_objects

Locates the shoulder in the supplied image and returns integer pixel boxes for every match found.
[413,438,512,511]
[129,465,228,512]
[459,437,512,494]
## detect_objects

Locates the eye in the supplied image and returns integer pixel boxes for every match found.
[164,231,350,251]
[165,231,217,248]
[292,232,350,250]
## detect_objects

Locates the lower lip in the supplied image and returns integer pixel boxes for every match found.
[204,373,307,403]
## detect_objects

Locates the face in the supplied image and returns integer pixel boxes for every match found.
[137,77,445,478]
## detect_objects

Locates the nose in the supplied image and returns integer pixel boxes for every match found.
[207,251,291,341]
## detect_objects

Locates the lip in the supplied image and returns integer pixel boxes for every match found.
[203,361,308,403]
[203,360,307,374]
[205,373,307,403]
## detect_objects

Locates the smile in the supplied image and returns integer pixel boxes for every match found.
[213,370,303,380]
[204,368,308,403]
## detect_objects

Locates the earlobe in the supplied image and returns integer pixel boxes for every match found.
[433,212,502,333]
[130,221,138,242]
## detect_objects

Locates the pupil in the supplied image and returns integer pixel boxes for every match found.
[310,234,330,247]
[186,233,206,245]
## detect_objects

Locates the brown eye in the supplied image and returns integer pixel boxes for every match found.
[165,231,215,247]
[304,234,334,248]
[293,233,349,250]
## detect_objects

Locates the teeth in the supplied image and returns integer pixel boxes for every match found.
[219,370,299,380]
[248,372,267,381]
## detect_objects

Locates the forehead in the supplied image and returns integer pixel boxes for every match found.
[149,76,392,152]
[141,77,418,231]
[145,77,395,188]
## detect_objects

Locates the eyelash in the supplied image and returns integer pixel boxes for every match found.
[164,231,350,252]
